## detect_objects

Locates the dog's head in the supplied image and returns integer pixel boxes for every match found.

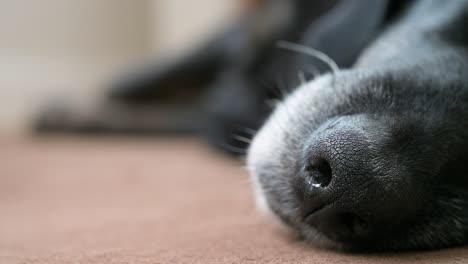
[247,58,468,251]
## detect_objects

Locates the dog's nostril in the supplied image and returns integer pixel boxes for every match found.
[306,158,332,188]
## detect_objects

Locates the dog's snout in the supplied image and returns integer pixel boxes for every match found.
[297,117,381,241]
[302,117,371,191]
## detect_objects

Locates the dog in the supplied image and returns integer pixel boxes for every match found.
[248,0,468,251]
[35,0,468,251]
[35,0,395,153]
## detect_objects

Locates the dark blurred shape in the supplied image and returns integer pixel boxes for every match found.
[35,0,411,155]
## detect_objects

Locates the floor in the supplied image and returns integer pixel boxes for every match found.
[1,136,467,263]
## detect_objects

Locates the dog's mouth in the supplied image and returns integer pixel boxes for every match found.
[302,204,327,223]
[300,203,373,244]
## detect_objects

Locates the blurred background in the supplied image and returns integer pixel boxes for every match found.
[0,0,241,133]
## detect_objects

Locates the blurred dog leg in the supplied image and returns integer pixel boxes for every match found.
[35,96,201,136]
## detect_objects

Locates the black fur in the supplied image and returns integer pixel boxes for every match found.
[248,0,468,251]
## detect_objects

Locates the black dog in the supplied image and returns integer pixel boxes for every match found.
[36,0,468,251]
[248,0,468,251]
[36,0,403,153]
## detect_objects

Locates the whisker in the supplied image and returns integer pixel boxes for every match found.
[275,75,290,99]
[277,40,339,74]
[232,134,252,144]
[220,142,248,156]
[257,78,284,100]
[298,71,307,85]
[307,63,321,79]
[238,127,258,136]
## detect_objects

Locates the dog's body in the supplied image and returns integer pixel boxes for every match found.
[249,0,468,251]
[36,0,399,152]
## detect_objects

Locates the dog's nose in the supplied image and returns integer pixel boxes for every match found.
[297,117,378,241]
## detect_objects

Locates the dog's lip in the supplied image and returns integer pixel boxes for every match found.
[302,204,327,223]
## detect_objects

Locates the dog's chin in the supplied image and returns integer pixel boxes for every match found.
[255,201,380,252]
[253,194,350,251]
[297,224,351,251]
[250,178,350,250]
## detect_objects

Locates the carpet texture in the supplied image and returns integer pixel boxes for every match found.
[1,137,468,263]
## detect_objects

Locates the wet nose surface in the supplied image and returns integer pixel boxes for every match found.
[297,117,375,241]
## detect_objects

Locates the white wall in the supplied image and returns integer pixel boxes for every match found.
[150,0,238,55]
[0,0,238,132]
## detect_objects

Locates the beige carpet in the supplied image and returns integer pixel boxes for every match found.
[1,136,467,263]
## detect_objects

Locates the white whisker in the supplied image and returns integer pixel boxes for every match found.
[307,64,321,79]
[298,71,307,85]
[240,127,258,136]
[277,40,339,74]
[275,76,290,99]
[232,134,252,144]
[220,142,247,155]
